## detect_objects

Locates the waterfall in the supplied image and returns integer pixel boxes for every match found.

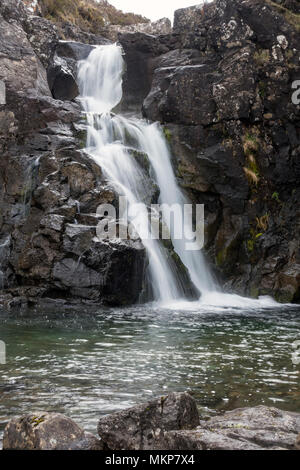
[77,44,217,303]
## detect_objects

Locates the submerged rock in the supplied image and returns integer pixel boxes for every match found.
[3,412,103,450]
[97,392,199,450]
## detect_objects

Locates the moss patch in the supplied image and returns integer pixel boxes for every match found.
[163,127,172,143]
[253,49,270,66]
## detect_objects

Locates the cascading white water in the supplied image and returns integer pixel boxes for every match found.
[78,44,216,302]
[78,45,124,114]
[77,44,280,308]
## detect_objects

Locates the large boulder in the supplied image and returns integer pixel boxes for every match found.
[159,406,300,450]
[53,225,147,305]
[48,55,79,101]
[47,41,99,101]
[98,392,199,450]
[3,412,103,450]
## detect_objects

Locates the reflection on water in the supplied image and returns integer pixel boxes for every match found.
[0,302,299,442]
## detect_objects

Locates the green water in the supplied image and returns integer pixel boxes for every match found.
[0,302,299,442]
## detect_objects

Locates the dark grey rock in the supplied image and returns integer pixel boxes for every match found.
[1,0,299,306]
[47,55,79,101]
[47,41,98,101]
[97,392,199,450]
[140,0,300,302]
[55,40,96,62]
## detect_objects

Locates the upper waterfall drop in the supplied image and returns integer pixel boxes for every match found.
[77,43,217,303]
[78,45,124,114]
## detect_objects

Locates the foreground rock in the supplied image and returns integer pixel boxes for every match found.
[3,412,103,450]
[159,406,300,450]
[97,392,199,450]
[3,398,300,450]
[98,395,300,450]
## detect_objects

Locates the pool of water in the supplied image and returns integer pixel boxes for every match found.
[0,300,299,443]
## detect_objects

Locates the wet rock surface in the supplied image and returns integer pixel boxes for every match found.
[0,0,299,306]
[139,0,300,302]
[0,0,148,307]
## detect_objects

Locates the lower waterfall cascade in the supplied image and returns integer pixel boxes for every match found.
[77,43,279,309]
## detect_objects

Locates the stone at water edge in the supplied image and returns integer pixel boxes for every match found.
[3,412,103,450]
[158,406,300,450]
[97,392,199,450]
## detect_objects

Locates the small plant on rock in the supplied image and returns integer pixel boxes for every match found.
[243,133,260,185]
[256,214,269,232]
[253,49,270,66]
[243,167,260,186]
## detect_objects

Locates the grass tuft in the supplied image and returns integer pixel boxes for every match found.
[38,0,149,33]
[243,167,260,185]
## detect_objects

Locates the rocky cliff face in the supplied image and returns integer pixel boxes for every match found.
[123,0,300,302]
[0,0,299,307]
[0,0,146,308]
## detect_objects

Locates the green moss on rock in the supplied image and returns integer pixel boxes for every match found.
[163,127,172,143]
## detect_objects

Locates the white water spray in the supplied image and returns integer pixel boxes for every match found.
[78,44,279,309]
